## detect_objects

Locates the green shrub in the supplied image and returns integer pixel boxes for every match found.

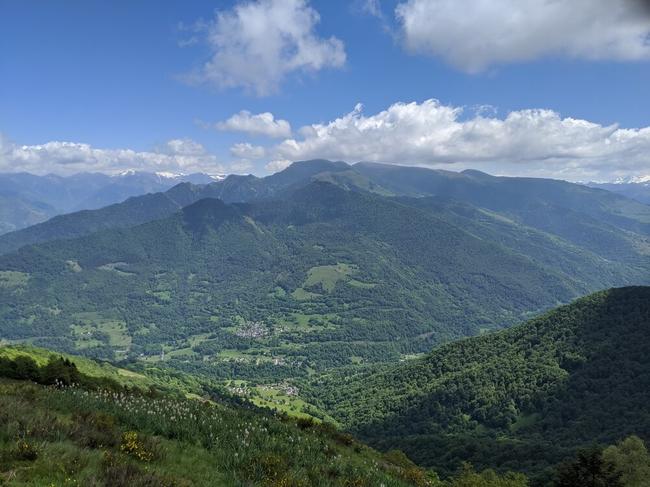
[12,439,38,461]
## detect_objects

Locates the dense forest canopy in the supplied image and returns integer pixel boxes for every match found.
[305,287,650,483]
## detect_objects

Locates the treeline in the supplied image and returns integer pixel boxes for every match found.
[0,354,121,390]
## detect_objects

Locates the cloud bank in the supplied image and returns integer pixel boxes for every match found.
[0,137,224,176]
[187,0,346,95]
[4,100,649,182]
[270,99,650,181]
[396,0,650,72]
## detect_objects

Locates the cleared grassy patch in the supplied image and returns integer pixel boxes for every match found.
[292,263,375,299]
[98,262,136,275]
[304,263,356,292]
[291,287,320,301]
[348,279,376,289]
[71,316,131,350]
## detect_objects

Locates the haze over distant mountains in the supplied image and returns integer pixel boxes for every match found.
[588,179,650,205]
[3,162,649,235]
[0,170,222,235]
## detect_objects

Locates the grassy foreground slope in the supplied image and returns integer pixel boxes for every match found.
[0,349,533,486]
[307,287,650,480]
[0,350,437,487]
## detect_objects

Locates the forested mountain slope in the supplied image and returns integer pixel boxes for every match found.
[0,183,226,255]
[0,183,592,372]
[353,163,650,264]
[306,287,650,481]
[3,160,649,264]
[0,171,219,236]
[0,160,349,255]
[588,181,650,205]
[0,193,57,235]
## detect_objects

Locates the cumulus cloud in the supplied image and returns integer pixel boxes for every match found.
[186,0,346,95]
[265,159,292,172]
[395,0,650,72]
[230,142,266,159]
[269,99,650,181]
[0,136,224,176]
[215,111,291,138]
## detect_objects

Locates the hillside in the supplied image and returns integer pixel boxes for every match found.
[0,177,649,394]
[0,183,593,379]
[0,160,349,255]
[306,286,650,481]
[0,183,227,255]
[0,351,437,487]
[353,163,650,264]
[0,171,219,236]
[588,181,650,205]
[0,193,57,234]
[3,160,649,265]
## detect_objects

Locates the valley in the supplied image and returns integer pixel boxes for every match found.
[1,161,649,485]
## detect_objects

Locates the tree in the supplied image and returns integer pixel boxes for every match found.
[602,436,650,487]
[12,355,40,381]
[554,447,622,487]
[40,355,81,385]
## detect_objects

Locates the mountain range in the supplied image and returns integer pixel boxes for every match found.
[0,170,221,235]
[588,180,650,205]
[1,159,650,484]
[0,160,648,376]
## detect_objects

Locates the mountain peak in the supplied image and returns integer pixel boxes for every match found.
[267,159,351,186]
[460,169,494,180]
[181,198,241,233]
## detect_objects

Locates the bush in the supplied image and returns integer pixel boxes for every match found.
[120,431,154,462]
[71,411,119,448]
[296,417,316,429]
[12,439,38,461]
[101,450,179,487]
[384,449,415,468]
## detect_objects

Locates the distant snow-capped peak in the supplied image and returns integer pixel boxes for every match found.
[613,175,650,185]
[113,170,226,182]
[155,171,184,179]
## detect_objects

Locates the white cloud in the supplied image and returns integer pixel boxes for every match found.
[0,136,224,176]
[270,99,650,181]
[265,159,292,172]
[215,111,291,138]
[187,0,346,95]
[359,0,383,18]
[162,138,207,156]
[395,0,650,72]
[230,142,266,159]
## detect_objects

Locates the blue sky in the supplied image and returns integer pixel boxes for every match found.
[1,0,649,181]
